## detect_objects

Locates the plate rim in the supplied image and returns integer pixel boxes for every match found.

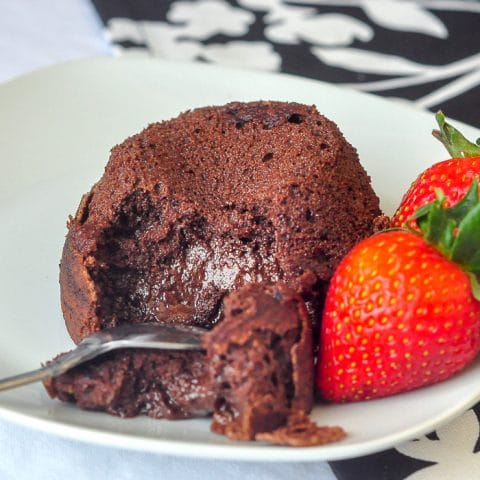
[2,56,480,462]
[2,387,480,462]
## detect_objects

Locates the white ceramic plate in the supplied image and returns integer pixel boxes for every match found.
[1,58,479,462]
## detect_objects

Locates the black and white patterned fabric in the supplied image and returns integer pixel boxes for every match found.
[92,0,479,127]
[90,1,480,478]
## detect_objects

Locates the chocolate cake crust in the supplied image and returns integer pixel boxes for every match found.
[60,101,382,343]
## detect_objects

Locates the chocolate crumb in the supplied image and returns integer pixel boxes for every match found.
[255,411,346,447]
[373,214,391,233]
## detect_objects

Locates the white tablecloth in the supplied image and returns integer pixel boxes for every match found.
[0,417,335,480]
[0,1,335,478]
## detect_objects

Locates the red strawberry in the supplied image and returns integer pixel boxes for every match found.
[392,112,480,228]
[317,181,480,402]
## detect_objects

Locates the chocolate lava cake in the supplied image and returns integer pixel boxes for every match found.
[46,283,344,445]
[51,101,382,445]
[60,101,382,344]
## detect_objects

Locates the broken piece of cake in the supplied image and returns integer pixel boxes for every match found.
[46,283,345,445]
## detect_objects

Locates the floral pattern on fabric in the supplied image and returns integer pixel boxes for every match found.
[93,0,480,125]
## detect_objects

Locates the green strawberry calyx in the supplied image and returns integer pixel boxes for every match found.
[411,178,480,300]
[432,111,480,158]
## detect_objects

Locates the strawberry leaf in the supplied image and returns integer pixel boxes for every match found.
[432,111,480,158]
[451,201,480,271]
[410,178,480,278]
[468,273,480,302]
[413,190,455,255]
[446,178,480,221]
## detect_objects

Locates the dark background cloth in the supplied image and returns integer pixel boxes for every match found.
[92,0,479,128]
[90,1,480,478]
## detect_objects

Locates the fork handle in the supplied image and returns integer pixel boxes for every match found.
[0,366,59,392]
[0,324,206,392]
[0,343,101,392]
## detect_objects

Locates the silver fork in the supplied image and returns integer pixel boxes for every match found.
[0,323,206,392]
